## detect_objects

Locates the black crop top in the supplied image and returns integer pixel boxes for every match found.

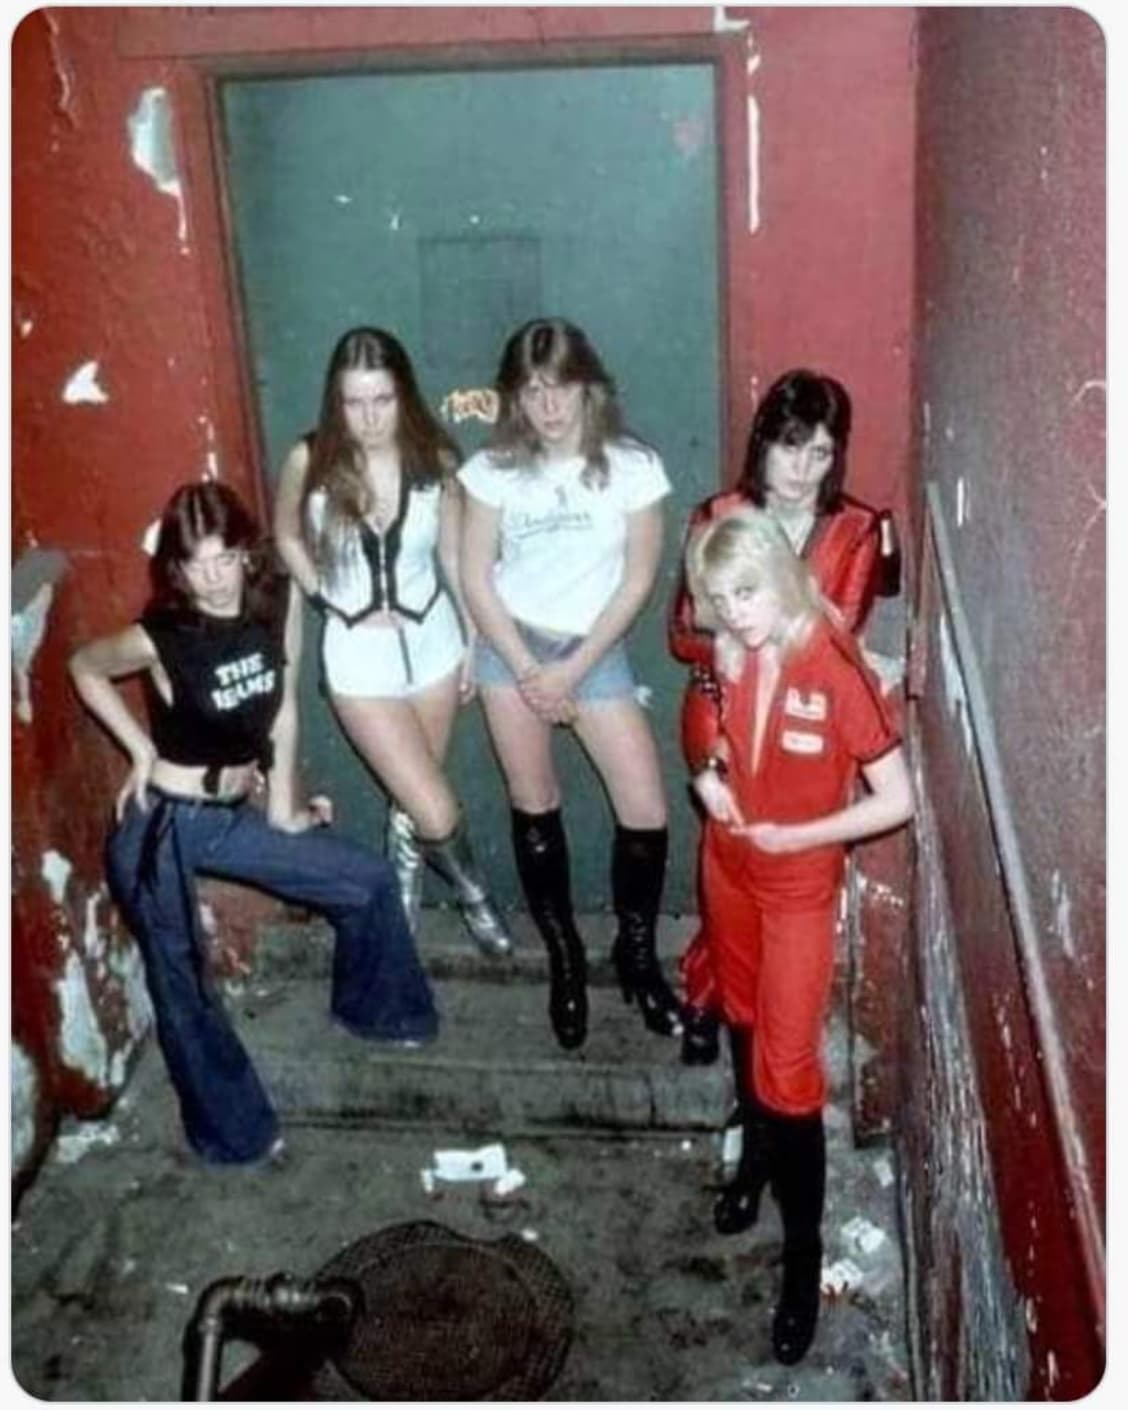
[140,592,286,785]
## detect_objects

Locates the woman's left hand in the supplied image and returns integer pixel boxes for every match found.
[520,660,579,719]
[738,820,802,853]
[272,794,334,833]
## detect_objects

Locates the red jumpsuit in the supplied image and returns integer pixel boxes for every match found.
[668,490,882,1013]
[692,618,899,1114]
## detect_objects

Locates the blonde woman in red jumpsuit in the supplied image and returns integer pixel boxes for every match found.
[669,369,894,1065]
[684,508,913,1363]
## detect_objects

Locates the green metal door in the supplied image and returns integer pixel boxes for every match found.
[221,61,720,911]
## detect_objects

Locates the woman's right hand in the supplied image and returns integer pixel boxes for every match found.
[692,768,746,828]
[116,743,158,821]
[517,662,578,725]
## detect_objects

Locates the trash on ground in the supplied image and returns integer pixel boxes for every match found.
[52,1121,121,1165]
[841,1214,887,1255]
[822,1258,866,1296]
[422,1142,527,1199]
[872,1154,895,1188]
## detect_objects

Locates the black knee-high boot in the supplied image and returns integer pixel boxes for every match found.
[770,1110,826,1365]
[610,824,683,1038]
[511,808,587,1050]
[714,1027,776,1234]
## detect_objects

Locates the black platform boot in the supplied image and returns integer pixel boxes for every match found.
[714,1028,776,1234]
[610,825,683,1038]
[511,808,588,1050]
[771,1111,826,1365]
[422,820,513,957]
[681,1004,721,1065]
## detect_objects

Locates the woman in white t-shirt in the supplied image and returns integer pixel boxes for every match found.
[460,317,683,1050]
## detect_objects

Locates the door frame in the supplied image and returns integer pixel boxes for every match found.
[165,25,748,511]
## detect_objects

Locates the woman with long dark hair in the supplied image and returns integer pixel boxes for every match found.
[459,317,682,1051]
[669,368,895,1064]
[70,482,437,1166]
[274,327,511,955]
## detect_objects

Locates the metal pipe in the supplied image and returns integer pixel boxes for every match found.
[923,482,1105,1338]
[182,1273,362,1401]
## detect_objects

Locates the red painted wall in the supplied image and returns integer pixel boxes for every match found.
[11,1,916,1197]
[903,8,1105,1397]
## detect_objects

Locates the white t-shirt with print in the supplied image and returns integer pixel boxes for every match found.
[458,440,671,635]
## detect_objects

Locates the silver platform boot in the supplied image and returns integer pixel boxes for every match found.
[385,804,425,936]
[423,821,513,958]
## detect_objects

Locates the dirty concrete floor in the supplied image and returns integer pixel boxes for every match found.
[10,913,912,1401]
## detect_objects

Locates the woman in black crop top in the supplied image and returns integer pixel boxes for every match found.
[69,482,437,1166]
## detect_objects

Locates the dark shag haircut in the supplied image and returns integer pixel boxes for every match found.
[488,318,631,489]
[301,326,462,572]
[149,481,277,620]
[739,369,852,513]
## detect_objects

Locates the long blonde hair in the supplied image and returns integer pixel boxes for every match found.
[686,508,827,654]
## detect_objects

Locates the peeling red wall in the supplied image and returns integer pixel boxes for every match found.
[11,3,916,1195]
[904,8,1105,1397]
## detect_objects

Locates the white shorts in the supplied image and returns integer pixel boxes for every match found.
[321,592,465,699]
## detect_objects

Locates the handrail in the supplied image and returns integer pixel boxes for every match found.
[923,481,1104,1340]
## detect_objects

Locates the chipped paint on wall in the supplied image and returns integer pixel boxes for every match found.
[1049,870,1076,960]
[713,6,750,32]
[11,582,55,726]
[53,1118,122,1165]
[956,476,968,527]
[41,850,74,907]
[62,360,109,404]
[11,1043,40,1174]
[197,415,220,479]
[42,8,78,125]
[83,888,109,959]
[141,517,162,556]
[55,951,110,1087]
[128,87,188,248]
[746,93,761,233]
[937,611,974,757]
[107,939,154,1042]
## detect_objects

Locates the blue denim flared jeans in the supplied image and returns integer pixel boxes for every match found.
[106,790,438,1164]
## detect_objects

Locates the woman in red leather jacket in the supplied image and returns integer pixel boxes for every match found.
[668,368,894,1064]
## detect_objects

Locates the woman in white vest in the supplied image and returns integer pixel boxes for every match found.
[459,317,683,1050]
[274,326,511,956]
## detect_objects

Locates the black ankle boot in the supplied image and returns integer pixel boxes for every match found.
[511,808,588,1050]
[771,1111,826,1365]
[610,825,682,1038]
[681,1004,721,1065]
[714,1028,774,1234]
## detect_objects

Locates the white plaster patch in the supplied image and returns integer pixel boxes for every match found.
[11,581,54,724]
[41,850,74,906]
[1070,377,1105,406]
[53,1118,122,1165]
[11,1044,40,1173]
[955,476,968,527]
[1049,870,1077,960]
[746,95,761,233]
[20,316,34,337]
[198,901,218,937]
[389,210,402,232]
[141,518,162,556]
[128,87,189,247]
[62,360,109,404]
[333,193,353,205]
[713,5,750,31]
[106,941,152,1042]
[937,612,974,757]
[83,889,108,959]
[55,952,110,1088]
[197,416,221,481]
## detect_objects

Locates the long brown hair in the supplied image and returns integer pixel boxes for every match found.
[487,318,634,489]
[301,327,461,572]
[149,482,277,621]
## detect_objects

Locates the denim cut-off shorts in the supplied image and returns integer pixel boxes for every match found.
[474,620,636,702]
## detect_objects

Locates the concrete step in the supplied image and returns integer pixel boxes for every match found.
[230,971,730,1133]
[256,909,699,985]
